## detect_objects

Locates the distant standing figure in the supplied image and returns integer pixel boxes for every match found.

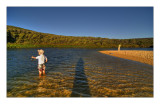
[118,44,121,51]
[31,49,48,76]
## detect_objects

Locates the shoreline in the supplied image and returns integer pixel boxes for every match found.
[7,43,153,49]
[99,50,153,65]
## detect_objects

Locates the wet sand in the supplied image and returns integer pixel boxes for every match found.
[99,50,153,65]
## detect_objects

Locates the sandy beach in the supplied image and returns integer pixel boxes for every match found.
[99,50,153,65]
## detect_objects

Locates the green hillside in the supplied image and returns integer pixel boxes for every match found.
[7,25,153,48]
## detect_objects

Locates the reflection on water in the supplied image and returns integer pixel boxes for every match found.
[7,48,153,97]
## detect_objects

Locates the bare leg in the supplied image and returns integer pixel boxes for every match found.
[43,70,45,75]
[39,70,42,76]
[43,65,45,75]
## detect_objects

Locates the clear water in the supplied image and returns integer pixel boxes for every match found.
[7,48,153,97]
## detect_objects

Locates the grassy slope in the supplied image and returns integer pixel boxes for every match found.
[7,25,153,48]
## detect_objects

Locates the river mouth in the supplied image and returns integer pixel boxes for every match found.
[7,48,153,97]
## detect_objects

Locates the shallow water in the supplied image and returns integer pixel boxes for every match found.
[7,48,153,97]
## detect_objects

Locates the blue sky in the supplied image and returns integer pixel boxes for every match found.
[7,7,153,39]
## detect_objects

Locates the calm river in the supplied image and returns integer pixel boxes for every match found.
[7,48,153,97]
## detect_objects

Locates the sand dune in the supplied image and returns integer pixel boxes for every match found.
[99,50,153,65]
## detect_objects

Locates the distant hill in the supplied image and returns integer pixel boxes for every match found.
[7,25,153,48]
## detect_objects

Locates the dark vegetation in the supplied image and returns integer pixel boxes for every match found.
[7,25,153,48]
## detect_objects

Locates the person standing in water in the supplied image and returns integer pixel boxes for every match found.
[31,49,48,76]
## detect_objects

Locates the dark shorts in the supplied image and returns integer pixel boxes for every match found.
[38,64,45,71]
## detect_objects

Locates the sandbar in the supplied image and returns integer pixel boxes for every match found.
[99,50,153,65]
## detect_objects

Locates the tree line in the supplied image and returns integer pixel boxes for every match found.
[7,25,153,48]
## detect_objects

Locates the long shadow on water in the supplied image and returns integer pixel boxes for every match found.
[71,58,91,97]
